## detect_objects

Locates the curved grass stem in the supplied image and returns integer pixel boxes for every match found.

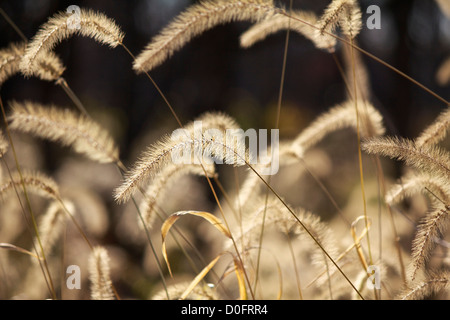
[349,38,374,268]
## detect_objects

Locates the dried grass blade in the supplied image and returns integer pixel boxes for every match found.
[0,170,59,200]
[386,174,450,206]
[307,216,371,288]
[88,246,115,300]
[240,10,336,52]
[180,253,225,300]
[436,57,450,86]
[351,216,371,271]
[233,258,248,300]
[161,210,231,276]
[139,162,216,231]
[0,131,8,157]
[291,99,384,158]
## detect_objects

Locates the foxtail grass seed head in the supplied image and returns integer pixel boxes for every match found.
[0,170,60,200]
[291,99,384,158]
[20,8,124,76]
[340,2,362,39]
[31,50,66,81]
[89,246,115,300]
[240,11,337,52]
[133,0,275,72]
[362,137,450,179]
[415,107,450,148]
[8,101,120,164]
[316,0,362,46]
[0,131,8,158]
[114,113,252,203]
[33,200,73,261]
[151,281,218,300]
[1,42,65,85]
[228,197,339,276]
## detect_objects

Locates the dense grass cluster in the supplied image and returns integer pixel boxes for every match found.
[0,0,449,300]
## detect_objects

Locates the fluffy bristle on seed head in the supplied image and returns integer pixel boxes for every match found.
[89,246,115,300]
[133,0,275,73]
[291,99,385,158]
[8,101,120,164]
[20,8,124,76]
[0,170,60,201]
[114,112,249,204]
[1,41,65,84]
[317,0,362,40]
[240,11,337,52]
[0,131,8,157]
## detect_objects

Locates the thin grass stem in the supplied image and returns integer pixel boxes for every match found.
[0,95,56,299]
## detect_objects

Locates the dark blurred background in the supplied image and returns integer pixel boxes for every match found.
[0,0,449,160]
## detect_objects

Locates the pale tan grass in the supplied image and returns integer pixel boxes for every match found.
[400,271,450,300]
[0,42,65,85]
[114,113,249,203]
[317,0,362,39]
[227,197,340,286]
[33,200,74,260]
[88,246,115,300]
[0,42,25,86]
[415,107,450,148]
[0,131,8,157]
[20,8,124,76]
[409,206,450,280]
[362,137,450,179]
[8,101,120,164]
[0,170,59,200]
[133,0,275,72]
[240,10,336,52]
[386,173,450,206]
[291,99,385,158]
